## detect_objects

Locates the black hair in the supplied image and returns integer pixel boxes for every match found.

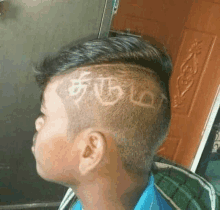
[34,35,172,102]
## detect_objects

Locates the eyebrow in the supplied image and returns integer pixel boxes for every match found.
[40,92,44,103]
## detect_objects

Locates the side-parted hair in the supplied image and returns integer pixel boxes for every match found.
[34,35,172,176]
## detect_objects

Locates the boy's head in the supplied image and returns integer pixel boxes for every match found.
[32,35,172,185]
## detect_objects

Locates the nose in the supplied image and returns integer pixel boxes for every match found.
[35,116,44,132]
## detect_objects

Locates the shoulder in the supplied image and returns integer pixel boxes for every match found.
[58,156,219,210]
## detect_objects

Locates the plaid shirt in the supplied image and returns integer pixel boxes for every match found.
[58,156,219,210]
[152,156,219,209]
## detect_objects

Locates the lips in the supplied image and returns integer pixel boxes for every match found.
[32,133,37,155]
[31,146,35,155]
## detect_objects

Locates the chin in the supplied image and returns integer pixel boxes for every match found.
[36,164,70,186]
[36,163,54,182]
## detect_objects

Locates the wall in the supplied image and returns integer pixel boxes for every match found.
[111,0,220,168]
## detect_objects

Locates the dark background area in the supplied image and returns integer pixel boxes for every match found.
[0,0,114,207]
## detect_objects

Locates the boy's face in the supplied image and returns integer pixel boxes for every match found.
[32,78,79,182]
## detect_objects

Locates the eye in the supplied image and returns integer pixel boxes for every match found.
[35,111,45,120]
[35,112,45,131]
[40,111,45,117]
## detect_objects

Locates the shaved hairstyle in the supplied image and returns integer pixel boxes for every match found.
[34,35,172,176]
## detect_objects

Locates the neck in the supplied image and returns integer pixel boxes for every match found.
[72,171,150,210]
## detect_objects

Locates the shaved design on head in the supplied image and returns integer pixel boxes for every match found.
[60,64,166,110]
[68,72,92,109]
[94,76,124,106]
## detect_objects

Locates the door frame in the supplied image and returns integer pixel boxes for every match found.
[190,85,220,172]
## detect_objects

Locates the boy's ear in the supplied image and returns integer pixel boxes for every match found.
[79,131,106,175]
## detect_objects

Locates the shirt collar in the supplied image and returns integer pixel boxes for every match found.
[134,173,160,210]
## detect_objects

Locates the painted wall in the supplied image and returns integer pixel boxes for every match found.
[111,0,220,168]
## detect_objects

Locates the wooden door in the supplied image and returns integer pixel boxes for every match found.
[111,0,220,168]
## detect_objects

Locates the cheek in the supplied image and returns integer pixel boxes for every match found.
[35,136,80,182]
[36,135,70,163]
[35,118,68,155]
[34,125,71,170]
